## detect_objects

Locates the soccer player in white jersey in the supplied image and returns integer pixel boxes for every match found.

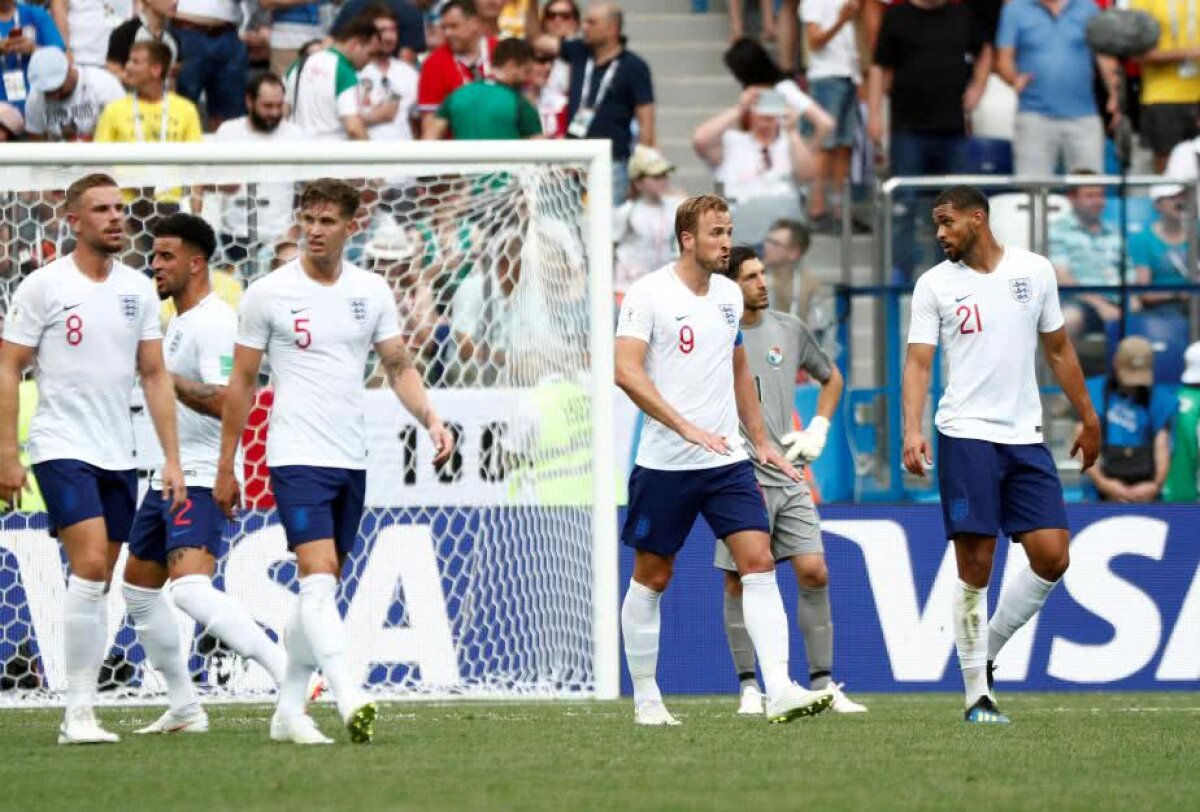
[903,186,1100,724]
[0,173,186,744]
[716,246,866,716]
[122,214,292,735]
[615,194,835,726]
[215,179,454,745]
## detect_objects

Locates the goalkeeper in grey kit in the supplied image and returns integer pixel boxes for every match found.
[716,245,867,715]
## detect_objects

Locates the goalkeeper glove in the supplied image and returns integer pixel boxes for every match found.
[781,416,830,463]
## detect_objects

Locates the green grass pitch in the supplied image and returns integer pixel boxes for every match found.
[2,694,1197,811]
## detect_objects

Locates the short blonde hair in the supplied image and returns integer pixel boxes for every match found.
[674,194,730,250]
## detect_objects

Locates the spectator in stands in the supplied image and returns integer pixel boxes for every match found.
[801,0,861,231]
[24,45,123,141]
[535,1,656,206]
[242,2,273,75]
[1132,0,1200,173]
[476,0,504,36]
[0,100,22,140]
[334,0,428,65]
[692,86,822,207]
[270,239,300,270]
[1131,184,1193,317]
[761,218,823,326]
[95,41,202,144]
[359,9,419,140]
[995,0,1120,176]
[539,0,579,100]
[106,0,180,83]
[868,0,990,282]
[1084,336,1176,502]
[418,0,497,138]
[212,73,303,271]
[58,0,125,69]
[264,0,326,79]
[613,145,685,300]
[285,15,378,140]
[1164,102,1200,207]
[171,0,247,131]
[1050,173,1125,341]
[452,227,520,384]
[0,0,65,115]
[1163,341,1200,502]
[426,37,542,140]
[728,0,779,45]
[529,45,568,137]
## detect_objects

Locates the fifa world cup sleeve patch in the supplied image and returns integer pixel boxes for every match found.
[735,330,744,347]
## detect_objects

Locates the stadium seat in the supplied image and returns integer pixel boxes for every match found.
[1102,195,1156,236]
[988,192,1071,251]
[964,137,1013,176]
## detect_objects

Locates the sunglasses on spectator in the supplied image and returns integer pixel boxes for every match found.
[545,8,576,20]
[535,54,556,63]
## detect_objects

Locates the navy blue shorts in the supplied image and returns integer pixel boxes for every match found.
[32,459,137,541]
[270,466,366,555]
[622,460,770,557]
[936,432,1068,540]
[128,487,225,566]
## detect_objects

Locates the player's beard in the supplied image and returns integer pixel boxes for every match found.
[698,250,728,274]
[85,230,124,257]
[943,229,975,264]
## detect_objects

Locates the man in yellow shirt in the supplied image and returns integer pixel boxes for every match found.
[1133,0,1200,171]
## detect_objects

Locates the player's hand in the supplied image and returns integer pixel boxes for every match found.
[161,459,187,513]
[681,423,731,456]
[781,416,830,463]
[902,430,932,477]
[1071,419,1100,473]
[428,417,455,465]
[214,467,242,520]
[0,456,27,508]
[759,445,802,482]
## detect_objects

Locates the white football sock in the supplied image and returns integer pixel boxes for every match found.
[954,579,989,707]
[123,582,197,713]
[988,567,1058,662]
[620,579,663,708]
[64,575,108,710]
[299,574,362,721]
[171,574,287,685]
[275,599,316,721]
[739,572,792,700]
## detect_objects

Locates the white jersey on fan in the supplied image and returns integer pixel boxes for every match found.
[2,255,160,469]
[156,293,237,489]
[236,259,401,469]
[358,58,418,141]
[616,264,748,470]
[907,246,1064,445]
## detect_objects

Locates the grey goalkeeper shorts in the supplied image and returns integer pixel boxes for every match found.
[713,482,823,572]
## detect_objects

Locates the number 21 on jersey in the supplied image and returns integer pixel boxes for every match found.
[956,303,983,334]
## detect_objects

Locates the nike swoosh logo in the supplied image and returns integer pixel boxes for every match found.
[954,295,972,303]
[675,314,689,321]
[63,303,82,311]
[290,307,309,314]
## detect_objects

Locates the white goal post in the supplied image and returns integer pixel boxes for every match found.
[0,141,618,704]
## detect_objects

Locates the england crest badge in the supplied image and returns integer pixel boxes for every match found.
[719,303,737,329]
[119,295,140,323]
[1009,277,1032,304]
[348,297,369,325]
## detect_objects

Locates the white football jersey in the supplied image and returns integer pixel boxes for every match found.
[616,264,749,470]
[157,293,238,489]
[2,255,160,469]
[907,246,1065,445]
[236,259,401,469]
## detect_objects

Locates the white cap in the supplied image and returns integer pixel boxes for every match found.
[1182,341,1200,386]
[27,47,69,94]
[363,221,416,262]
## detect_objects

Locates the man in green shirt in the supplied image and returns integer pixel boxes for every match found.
[426,37,542,140]
[1164,342,1200,503]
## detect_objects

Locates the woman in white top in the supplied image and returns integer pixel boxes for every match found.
[692,86,830,206]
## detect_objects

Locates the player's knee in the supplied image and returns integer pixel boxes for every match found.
[796,559,828,589]
[638,568,673,593]
[738,550,775,576]
[1033,547,1070,582]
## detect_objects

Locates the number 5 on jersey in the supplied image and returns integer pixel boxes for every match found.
[294,317,311,349]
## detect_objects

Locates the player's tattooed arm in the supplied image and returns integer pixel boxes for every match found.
[376,336,454,463]
[173,375,227,419]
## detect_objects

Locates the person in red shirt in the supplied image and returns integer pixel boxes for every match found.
[417,0,497,138]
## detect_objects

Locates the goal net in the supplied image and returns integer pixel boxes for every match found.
[0,141,617,706]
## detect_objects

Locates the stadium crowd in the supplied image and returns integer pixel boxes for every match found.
[0,0,1195,500]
